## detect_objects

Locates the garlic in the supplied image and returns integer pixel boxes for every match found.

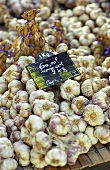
[94,125,110,144]
[10,106,19,119]
[0,126,7,137]
[25,115,45,136]
[73,6,85,16]
[0,91,12,108]
[17,56,35,70]
[86,68,100,80]
[68,115,87,133]
[0,107,10,121]
[45,35,56,47]
[79,14,89,22]
[56,43,68,53]
[79,33,95,46]
[26,79,37,94]
[0,137,14,158]
[8,80,22,98]
[85,20,95,29]
[74,67,87,81]
[102,57,110,76]
[0,116,3,125]
[85,126,98,145]
[85,3,99,14]
[33,131,52,151]
[78,55,96,68]
[20,103,32,118]
[90,8,102,20]
[83,104,105,126]
[12,90,28,111]
[92,91,109,111]
[71,96,89,115]
[75,133,92,154]
[92,77,108,93]
[60,101,74,115]
[70,39,80,48]
[81,79,94,98]
[49,113,69,136]
[31,148,48,169]
[66,144,82,165]
[100,86,110,97]
[20,126,34,146]
[45,148,67,167]
[10,130,21,143]
[21,68,30,85]
[0,158,18,170]
[33,99,59,121]
[39,21,50,32]
[0,77,8,94]
[60,79,80,101]
[3,64,21,83]
[96,16,107,27]
[13,140,30,166]
[104,109,110,125]
[37,6,51,20]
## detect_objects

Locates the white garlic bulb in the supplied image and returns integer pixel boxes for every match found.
[8,80,22,98]
[21,68,30,85]
[25,115,45,136]
[0,126,7,137]
[85,126,98,145]
[26,79,37,94]
[0,158,18,170]
[60,101,74,115]
[83,104,105,126]
[60,79,80,101]
[75,133,92,154]
[0,137,14,158]
[33,99,59,121]
[0,76,8,94]
[20,103,32,118]
[17,56,35,70]
[45,148,67,167]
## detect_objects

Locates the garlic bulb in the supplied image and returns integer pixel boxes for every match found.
[45,148,67,167]
[81,79,94,98]
[0,137,14,158]
[25,115,45,136]
[10,106,19,119]
[8,80,22,98]
[17,56,35,70]
[71,96,89,115]
[60,101,74,115]
[94,125,110,144]
[31,148,48,169]
[21,68,30,85]
[3,64,21,83]
[74,67,87,81]
[92,91,109,111]
[66,144,82,165]
[83,104,105,126]
[0,91,12,108]
[0,158,18,170]
[20,126,34,146]
[29,90,54,105]
[12,90,28,111]
[49,113,69,136]
[85,126,98,145]
[75,133,92,154]
[0,126,7,137]
[60,79,80,101]
[10,130,21,143]
[100,86,110,97]
[79,33,95,46]
[68,115,87,133]
[33,99,59,121]
[0,77,8,94]
[92,77,108,93]
[20,103,32,118]
[102,57,110,76]
[0,107,10,121]
[13,140,30,166]
[26,79,37,94]
[33,131,52,151]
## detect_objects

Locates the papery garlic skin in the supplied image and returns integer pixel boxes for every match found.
[67,144,82,165]
[3,64,21,82]
[85,126,98,145]
[10,130,21,143]
[60,79,80,101]
[83,104,105,126]
[25,115,45,136]
[10,106,19,119]
[68,115,87,133]
[33,99,59,121]
[75,133,92,154]
[0,158,18,170]
[21,68,30,85]
[31,148,48,169]
[45,148,67,167]
[94,125,110,144]
[49,113,69,136]
[33,131,52,151]
[60,101,74,115]
[92,92,109,111]
[0,126,7,137]
[20,103,32,118]
[0,137,14,158]
[0,77,8,94]
[0,107,10,121]
[81,79,94,98]
[26,79,37,94]
[29,90,54,105]
[0,91,12,108]
[71,96,89,115]
[8,80,22,98]
[13,140,30,166]
[17,56,35,70]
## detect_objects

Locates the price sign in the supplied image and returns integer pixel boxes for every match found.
[26,52,80,89]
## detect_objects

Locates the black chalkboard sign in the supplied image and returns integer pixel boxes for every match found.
[36,51,54,62]
[26,52,80,89]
